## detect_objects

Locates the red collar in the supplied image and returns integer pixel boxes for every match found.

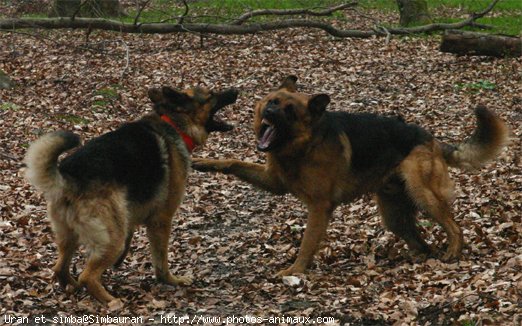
[161,115,196,153]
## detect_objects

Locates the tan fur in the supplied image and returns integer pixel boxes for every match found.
[25,132,75,197]
[443,106,509,170]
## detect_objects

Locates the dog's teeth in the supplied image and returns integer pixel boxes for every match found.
[262,119,273,126]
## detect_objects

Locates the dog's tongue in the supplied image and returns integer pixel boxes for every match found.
[258,125,276,150]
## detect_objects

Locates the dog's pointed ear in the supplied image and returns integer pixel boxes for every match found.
[278,75,298,92]
[149,87,193,115]
[162,86,191,105]
[160,86,193,113]
[308,93,330,118]
[148,87,163,103]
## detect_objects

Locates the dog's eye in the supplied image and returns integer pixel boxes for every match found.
[285,104,297,120]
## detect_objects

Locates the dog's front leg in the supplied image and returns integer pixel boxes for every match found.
[276,201,332,276]
[192,158,287,195]
[146,216,192,286]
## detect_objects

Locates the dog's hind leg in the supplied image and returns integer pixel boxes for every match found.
[76,193,128,303]
[78,226,126,303]
[411,194,461,261]
[146,214,192,286]
[79,249,123,303]
[113,232,133,268]
[376,182,431,258]
[400,143,462,262]
[50,217,80,290]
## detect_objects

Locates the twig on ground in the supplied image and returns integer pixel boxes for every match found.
[118,39,130,79]
[0,151,20,161]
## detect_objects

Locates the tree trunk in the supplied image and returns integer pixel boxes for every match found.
[49,0,124,17]
[440,30,522,58]
[89,0,124,17]
[49,0,80,17]
[396,0,431,27]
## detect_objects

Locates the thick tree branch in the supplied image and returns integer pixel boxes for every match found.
[0,0,501,39]
[231,2,358,25]
[440,30,521,57]
[0,17,375,37]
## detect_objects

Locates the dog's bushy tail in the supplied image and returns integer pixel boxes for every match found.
[25,131,80,195]
[441,106,509,170]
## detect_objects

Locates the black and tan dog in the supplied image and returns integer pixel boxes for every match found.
[193,76,509,276]
[25,85,238,303]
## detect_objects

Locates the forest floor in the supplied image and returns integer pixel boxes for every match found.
[0,12,521,326]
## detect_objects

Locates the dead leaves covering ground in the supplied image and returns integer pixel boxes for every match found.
[0,25,521,326]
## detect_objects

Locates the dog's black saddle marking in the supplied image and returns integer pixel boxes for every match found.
[320,111,433,172]
[59,121,167,203]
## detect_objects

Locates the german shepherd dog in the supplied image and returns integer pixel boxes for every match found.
[193,76,509,276]
[25,85,238,303]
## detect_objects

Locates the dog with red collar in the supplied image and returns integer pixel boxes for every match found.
[25,85,238,303]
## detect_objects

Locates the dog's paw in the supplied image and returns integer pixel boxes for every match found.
[169,275,193,286]
[441,251,461,263]
[275,269,292,277]
[275,265,306,277]
[407,247,433,263]
[409,252,430,264]
[108,298,124,311]
[65,283,80,294]
[54,271,79,290]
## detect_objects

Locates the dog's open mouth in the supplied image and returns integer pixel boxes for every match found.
[206,113,233,132]
[258,119,278,151]
[205,88,238,133]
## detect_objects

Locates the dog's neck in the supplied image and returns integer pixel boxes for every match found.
[161,115,196,153]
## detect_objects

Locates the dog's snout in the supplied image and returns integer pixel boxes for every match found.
[213,88,239,112]
[263,106,278,118]
[223,88,239,102]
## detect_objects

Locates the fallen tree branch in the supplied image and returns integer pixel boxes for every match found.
[0,0,500,39]
[440,30,522,57]
[470,22,494,30]
[231,2,358,25]
[0,17,375,37]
